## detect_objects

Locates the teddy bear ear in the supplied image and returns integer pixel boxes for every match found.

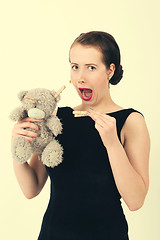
[51,86,66,102]
[18,91,28,101]
[51,90,61,102]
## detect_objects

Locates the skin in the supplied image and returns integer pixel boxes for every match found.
[12,44,150,212]
[69,44,118,113]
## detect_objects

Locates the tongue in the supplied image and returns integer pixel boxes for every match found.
[83,89,92,98]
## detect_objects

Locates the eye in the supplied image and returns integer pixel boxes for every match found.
[88,66,96,71]
[72,65,78,70]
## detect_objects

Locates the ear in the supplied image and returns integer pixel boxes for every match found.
[18,91,28,101]
[107,63,116,79]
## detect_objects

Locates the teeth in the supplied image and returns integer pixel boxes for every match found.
[79,88,92,92]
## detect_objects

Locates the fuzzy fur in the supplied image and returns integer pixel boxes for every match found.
[10,88,63,168]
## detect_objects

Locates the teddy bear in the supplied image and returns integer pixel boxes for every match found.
[10,87,64,168]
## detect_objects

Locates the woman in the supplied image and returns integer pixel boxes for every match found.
[12,31,150,240]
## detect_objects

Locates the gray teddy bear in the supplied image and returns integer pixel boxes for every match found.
[10,87,64,168]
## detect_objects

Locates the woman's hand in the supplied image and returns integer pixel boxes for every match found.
[88,110,119,147]
[12,117,41,143]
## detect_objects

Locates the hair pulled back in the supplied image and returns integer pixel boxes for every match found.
[70,31,123,85]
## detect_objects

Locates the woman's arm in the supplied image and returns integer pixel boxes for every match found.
[89,110,150,211]
[12,119,48,199]
[13,153,48,199]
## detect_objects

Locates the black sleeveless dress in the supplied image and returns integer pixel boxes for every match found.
[38,107,141,240]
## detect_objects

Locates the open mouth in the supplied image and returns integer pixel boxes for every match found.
[79,88,93,101]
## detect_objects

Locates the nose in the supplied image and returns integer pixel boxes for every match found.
[77,68,86,83]
[78,78,85,83]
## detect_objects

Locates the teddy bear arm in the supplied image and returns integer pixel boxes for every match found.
[46,116,62,137]
[10,107,27,121]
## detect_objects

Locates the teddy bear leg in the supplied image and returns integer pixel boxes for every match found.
[11,136,33,164]
[41,139,63,168]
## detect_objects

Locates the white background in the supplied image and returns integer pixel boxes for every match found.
[0,0,160,239]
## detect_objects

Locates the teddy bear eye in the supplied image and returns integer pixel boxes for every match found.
[32,104,37,108]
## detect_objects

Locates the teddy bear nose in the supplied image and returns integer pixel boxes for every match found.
[28,108,45,119]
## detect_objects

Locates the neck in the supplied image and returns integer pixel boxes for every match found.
[77,89,122,113]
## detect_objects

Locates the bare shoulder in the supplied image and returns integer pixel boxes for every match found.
[124,111,146,131]
[123,111,150,144]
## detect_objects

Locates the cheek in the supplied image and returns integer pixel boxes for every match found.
[70,70,77,79]
[93,72,108,88]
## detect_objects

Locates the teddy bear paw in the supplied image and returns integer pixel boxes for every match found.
[41,140,63,168]
[12,137,33,164]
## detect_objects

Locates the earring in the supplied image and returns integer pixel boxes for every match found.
[108,76,111,80]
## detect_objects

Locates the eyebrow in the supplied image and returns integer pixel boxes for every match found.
[85,63,98,66]
[70,62,98,66]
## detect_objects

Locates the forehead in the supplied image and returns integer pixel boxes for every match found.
[69,44,103,64]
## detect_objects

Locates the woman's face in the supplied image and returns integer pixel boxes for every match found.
[69,44,111,106]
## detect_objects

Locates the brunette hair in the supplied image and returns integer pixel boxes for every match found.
[70,31,123,85]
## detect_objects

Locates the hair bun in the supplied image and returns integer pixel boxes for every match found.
[109,65,123,85]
